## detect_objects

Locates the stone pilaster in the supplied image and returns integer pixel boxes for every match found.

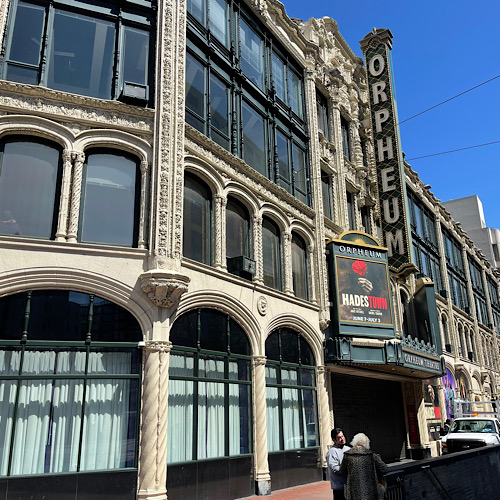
[252,355,271,495]
[307,243,317,304]
[67,151,85,243]
[253,215,263,283]
[55,149,73,241]
[138,340,172,500]
[138,160,150,249]
[148,0,187,272]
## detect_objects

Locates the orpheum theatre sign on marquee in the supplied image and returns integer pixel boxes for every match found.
[327,232,395,339]
[360,29,416,278]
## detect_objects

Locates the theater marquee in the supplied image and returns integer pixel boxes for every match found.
[360,29,416,278]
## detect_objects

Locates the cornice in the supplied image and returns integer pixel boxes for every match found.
[0,81,154,135]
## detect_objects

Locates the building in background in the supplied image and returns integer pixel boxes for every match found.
[0,1,498,500]
[443,195,500,269]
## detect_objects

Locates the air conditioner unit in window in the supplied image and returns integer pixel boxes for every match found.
[445,344,454,354]
[121,82,149,102]
[227,256,256,277]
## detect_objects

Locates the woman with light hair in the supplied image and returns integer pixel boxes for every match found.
[340,433,388,500]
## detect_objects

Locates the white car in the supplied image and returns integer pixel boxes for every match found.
[441,417,500,454]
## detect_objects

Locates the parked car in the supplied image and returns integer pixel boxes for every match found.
[441,417,500,454]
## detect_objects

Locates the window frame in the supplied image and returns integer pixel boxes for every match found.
[0,290,142,478]
[2,0,155,105]
[262,217,282,291]
[168,308,253,463]
[0,135,63,240]
[183,173,213,265]
[265,328,318,452]
[78,148,141,248]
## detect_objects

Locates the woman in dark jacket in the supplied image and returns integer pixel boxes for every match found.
[340,433,388,500]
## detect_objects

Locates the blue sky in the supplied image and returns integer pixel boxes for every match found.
[282,0,500,229]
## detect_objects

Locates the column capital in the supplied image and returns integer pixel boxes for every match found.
[143,340,172,353]
[252,355,267,366]
[140,270,190,308]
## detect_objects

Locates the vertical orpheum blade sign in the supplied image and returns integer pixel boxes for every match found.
[360,29,416,277]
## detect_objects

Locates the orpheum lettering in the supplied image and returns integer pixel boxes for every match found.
[360,28,415,276]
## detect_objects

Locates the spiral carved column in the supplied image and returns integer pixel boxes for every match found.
[316,365,330,467]
[214,194,226,269]
[138,340,172,500]
[67,151,85,243]
[55,149,73,241]
[252,355,271,495]
[283,231,293,295]
[253,215,263,283]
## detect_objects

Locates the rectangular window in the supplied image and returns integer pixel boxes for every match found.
[341,116,351,161]
[321,172,332,219]
[185,52,206,131]
[361,206,371,234]
[346,191,355,230]
[272,52,286,102]
[3,1,154,104]
[288,69,303,118]
[277,130,290,187]
[210,73,230,149]
[239,18,264,89]
[209,0,229,46]
[293,143,307,204]
[316,92,330,140]
[242,101,266,176]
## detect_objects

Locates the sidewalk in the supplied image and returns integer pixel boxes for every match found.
[242,481,332,500]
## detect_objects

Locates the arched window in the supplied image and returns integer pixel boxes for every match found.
[291,233,308,300]
[168,309,252,463]
[0,137,62,239]
[0,290,141,477]
[80,150,140,246]
[183,174,212,264]
[265,328,317,451]
[262,217,281,290]
[226,197,251,275]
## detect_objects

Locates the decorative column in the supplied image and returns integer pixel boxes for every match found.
[140,0,190,300]
[138,160,150,249]
[137,340,172,500]
[252,355,271,496]
[55,149,73,241]
[214,194,226,270]
[316,365,331,468]
[253,215,263,283]
[283,231,293,295]
[307,243,317,305]
[66,151,85,243]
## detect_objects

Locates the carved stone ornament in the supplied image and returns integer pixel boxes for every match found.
[140,271,190,308]
[257,295,268,316]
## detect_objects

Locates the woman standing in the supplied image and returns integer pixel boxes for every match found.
[340,433,388,500]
